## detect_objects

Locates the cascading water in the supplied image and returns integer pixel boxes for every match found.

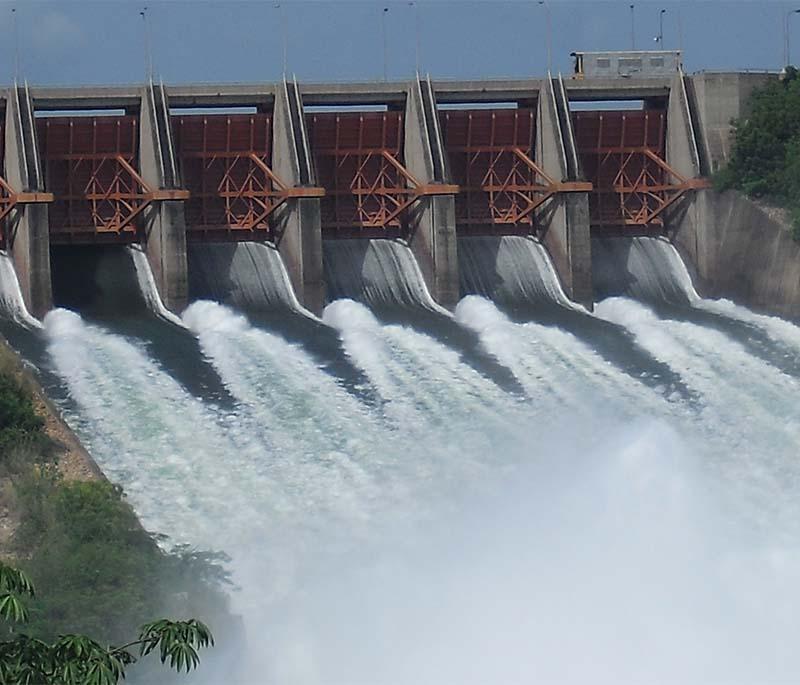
[593,235,800,376]
[0,251,41,329]
[323,238,445,313]
[592,235,697,305]
[2,225,800,682]
[458,235,575,309]
[188,241,312,315]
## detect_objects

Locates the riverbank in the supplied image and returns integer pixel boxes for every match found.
[0,332,235,666]
[0,334,102,557]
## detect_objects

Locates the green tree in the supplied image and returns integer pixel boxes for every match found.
[716,67,800,239]
[0,562,213,685]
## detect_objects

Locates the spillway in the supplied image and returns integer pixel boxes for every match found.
[1,228,800,683]
[459,235,575,310]
[0,251,41,329]
[188,242,309,315]
[323,238,444,313]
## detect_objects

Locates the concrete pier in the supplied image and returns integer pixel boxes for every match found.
[3,86,52,319]
[139,82,189,314]
[403,77,460,310]
[536,76,593,309]
[272,80,325,315]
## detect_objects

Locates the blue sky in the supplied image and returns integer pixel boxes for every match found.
[0,1,795,86]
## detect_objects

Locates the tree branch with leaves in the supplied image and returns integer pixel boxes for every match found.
[0,562,213,685]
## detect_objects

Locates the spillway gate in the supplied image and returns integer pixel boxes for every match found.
[171,112,323,241]
[572,109,707,231]
[306,110,456,238]
[36,115,187,243]
[440,107,588,235]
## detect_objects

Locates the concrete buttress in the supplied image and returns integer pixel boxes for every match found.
[536,76,593,309]
[403,77,460,309]
[272,80,325,315]
[3,85,52,319]
[139,82,188,314]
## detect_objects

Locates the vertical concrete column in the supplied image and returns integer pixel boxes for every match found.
[666,71,703,181]
[4,86,52,318]
[667,70,711,273]
[139,82,188,314]
[272,80,325,315]
[403,77,459,309]
[536,76,593,309]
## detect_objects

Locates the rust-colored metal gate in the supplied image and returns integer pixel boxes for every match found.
[38,116,181,243]
[572,109,705,230]
[440,108,589,234]
[171,113,322,241]
[306,111,454,237]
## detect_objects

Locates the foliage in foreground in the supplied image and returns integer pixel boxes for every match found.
[715,66,800,239]
[0,374,47,457]
[0,561,213,685]
[0,359,235,682]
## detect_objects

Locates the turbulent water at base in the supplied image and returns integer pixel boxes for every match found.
[2,230,800,682]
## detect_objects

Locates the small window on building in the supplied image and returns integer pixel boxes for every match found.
[649,57,665,68]
[596,58,611,69]
[618,58,643,70]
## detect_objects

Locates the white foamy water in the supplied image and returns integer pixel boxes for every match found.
[698,296,800,353]
[42,309,274,545]
[34,236,800,684]
[323,299,520,429]
[0,251,41,329]
[455,295,673,417]
[182,300,392,527]
[595,296,800,531]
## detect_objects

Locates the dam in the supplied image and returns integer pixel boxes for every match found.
[2,65,800,683]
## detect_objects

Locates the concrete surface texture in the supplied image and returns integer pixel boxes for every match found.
[673,189,800,321]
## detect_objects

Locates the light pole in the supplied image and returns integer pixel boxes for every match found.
[409,1,421,74]
[654,7,666,46]
[274,3,288,76]
[139,6,153,79]
[11,6,20,82]
[382,6,389,81]
[630,4,636,50]
[785,8,800,67]
[538,0,552,74]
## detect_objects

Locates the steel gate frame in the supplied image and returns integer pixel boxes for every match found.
[38,116,186,242]
[307,111,457,236]
[172,114,323,240]
[441,108,590,233]
[573,110,708,230]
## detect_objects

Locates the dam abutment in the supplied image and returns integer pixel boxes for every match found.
[673,189,800,319]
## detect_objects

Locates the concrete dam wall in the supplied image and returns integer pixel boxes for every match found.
[1,70,796,320]
[674,189,800,321]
